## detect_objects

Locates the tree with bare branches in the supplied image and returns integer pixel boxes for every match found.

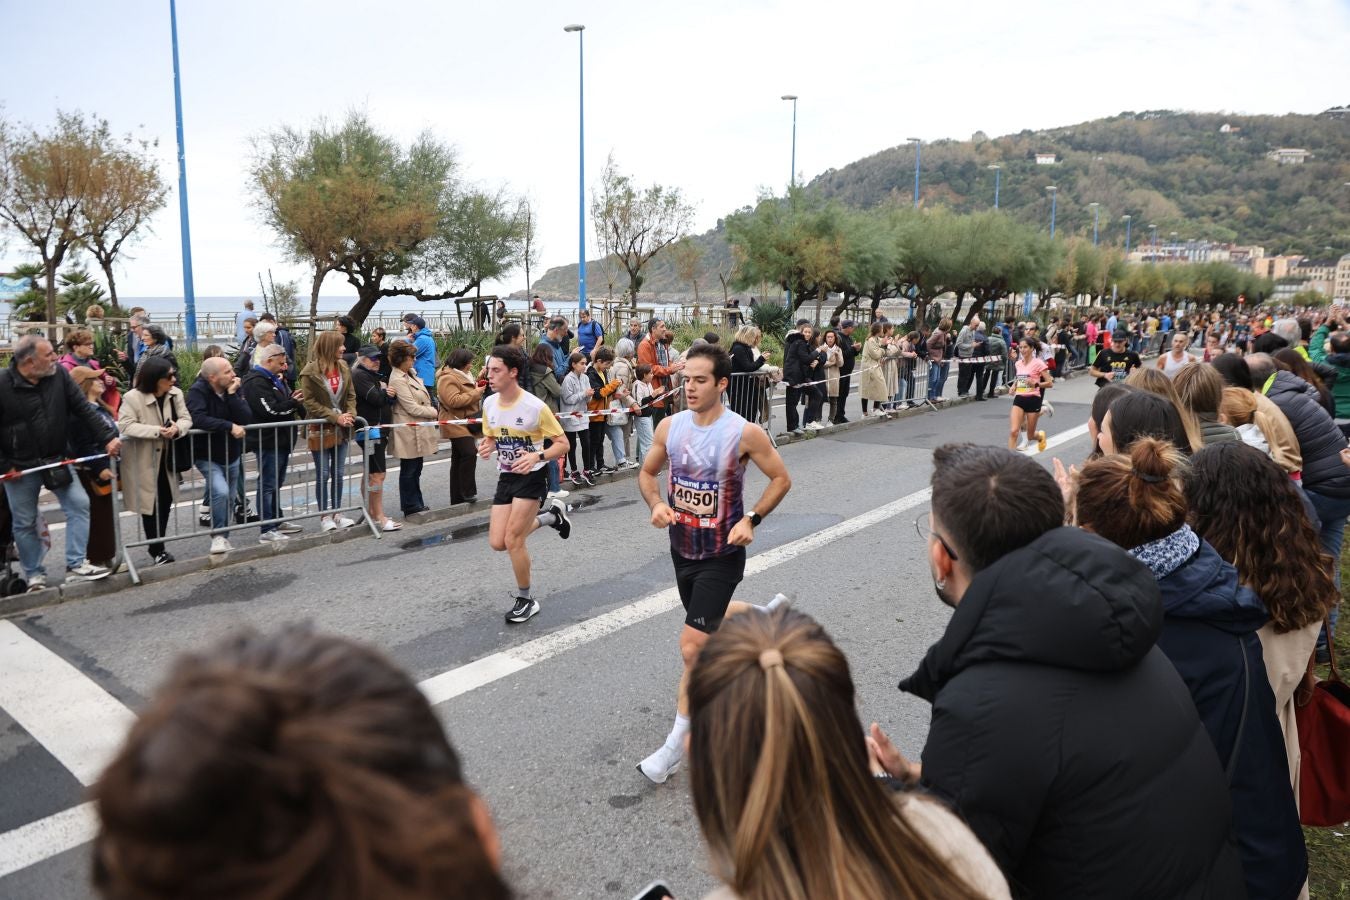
[590,153,694,307]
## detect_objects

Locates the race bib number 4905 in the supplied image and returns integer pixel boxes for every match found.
[670,475,719,528]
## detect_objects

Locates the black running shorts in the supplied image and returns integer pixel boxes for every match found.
[671,547,747,634]
[1013,394,1043,414]
[493,468,549,505]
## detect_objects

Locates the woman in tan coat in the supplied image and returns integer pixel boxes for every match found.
[858,322,890,415]
[437,348,484,505]
[117,356,192,566]
[299,330,357,532]
[388,341,439,517]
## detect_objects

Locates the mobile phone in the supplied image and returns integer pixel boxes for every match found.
[629,882,674,900]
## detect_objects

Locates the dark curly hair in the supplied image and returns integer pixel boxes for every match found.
[92,624,510,900]
[1184,442,1337,633]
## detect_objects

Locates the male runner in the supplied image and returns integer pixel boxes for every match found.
[478,344,573,624]
[636,344,792,783]
[1090,330,1142,388]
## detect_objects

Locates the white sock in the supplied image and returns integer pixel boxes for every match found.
[665,713,690,751]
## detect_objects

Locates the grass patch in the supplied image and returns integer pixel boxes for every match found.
[1305,549,1350,898]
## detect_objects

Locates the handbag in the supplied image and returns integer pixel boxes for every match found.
[40,461,74,491]
[1295,621,1350,826]
[307,424,341,452]
[606,403,629,427]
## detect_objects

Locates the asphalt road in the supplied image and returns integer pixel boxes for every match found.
[0,372,1102,900]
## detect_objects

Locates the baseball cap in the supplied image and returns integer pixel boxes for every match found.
[1112,330,1129,342]
[841,319,856,328]
[404,314,426,329]
[356,344,382,359]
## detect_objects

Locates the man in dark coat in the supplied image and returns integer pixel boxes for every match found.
[830,320,858,423]
[871,444,1245,899]
[0,336,120,590]
[781,324,816,434]
[241,344,303,542]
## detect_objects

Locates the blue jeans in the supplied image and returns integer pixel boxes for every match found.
[195,457,241,537]
[606,424,627,465]
[256,448,289,533]
[4,471,91,577]
[1305,488,1350,644]
[313,443,348,512]
[635,416,654,464]
[926,361,950,400]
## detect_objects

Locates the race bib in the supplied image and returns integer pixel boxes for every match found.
[1112,365,1128,382]
[1014,374,1033,395]
[670,474,719,528]
[496,436,534,473]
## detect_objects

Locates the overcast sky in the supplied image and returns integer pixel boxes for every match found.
[3,0,1348,303]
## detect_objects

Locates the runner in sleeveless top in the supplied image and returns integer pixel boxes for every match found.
[636,344,792,783]
[1156,331,1195,378]
[478,344,573,624]
[1009,337,1053,452]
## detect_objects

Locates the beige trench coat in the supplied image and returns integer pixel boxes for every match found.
[859,336,890,402]
[389,367,439,459]
[117,387,193,516]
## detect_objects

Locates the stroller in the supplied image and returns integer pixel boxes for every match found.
[0,487,28,596]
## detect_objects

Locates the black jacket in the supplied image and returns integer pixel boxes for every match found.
[0,362,116,471]
[1265,370,1350,497]
[186,376,252,465]
[241,368,301,454]
[351,363,393,431]
[782,331,814,386]
[1154,538,1306,900]
[899,527,1244,899]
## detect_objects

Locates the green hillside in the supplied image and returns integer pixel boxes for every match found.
[533,108,1350,298]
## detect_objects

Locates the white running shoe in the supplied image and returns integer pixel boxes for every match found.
[1016,434,1029,451]
[209,536,232,554]
[764,592,793,613]
[336,515,356,529]
[546,489,570,501]
[258,531,289,544]
[637,743,683,784]
[804,422,825,431]
[320,517,338,533]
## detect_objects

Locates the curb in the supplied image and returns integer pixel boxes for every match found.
[0,387,989,618]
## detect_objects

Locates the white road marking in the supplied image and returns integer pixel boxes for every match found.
[1024,422,1091,456]
[0,621,135,786]
[0,803,98,880]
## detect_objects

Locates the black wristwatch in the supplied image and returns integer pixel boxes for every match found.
[747,511,763,527]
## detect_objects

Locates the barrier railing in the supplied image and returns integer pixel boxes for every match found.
[118,417,379,585]
[727,371,778,436]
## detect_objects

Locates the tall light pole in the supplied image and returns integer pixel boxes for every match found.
[907,137,921,207]
[1121,214,1132,256]
[564,24,586,311]
[1089,202,1100,246]
[169,0,197,347]
[782,94,798,310]
[987,164,1001,209]
[1046,185,1058,238]
[1149,223,1158,262]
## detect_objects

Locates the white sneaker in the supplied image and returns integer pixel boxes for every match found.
[336,515,356,529]
[804,421,825,431]
[637,743,683,784]
[764,592,794,612]
[277,521,303,534]
[320,517,338,533]
[546,489,570,501]
[258,530,289,544]
[209,536,232,554]
[1016,434,1029,451]
[618,460,639,470]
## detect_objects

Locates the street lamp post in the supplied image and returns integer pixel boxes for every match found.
[169,0,197,348]
[1046,185,1058,238]
[564,24,586,311]
[987,164,1001,209]
[1121,214,1132,256]
[908,137,921,207]
[782,94,799,310]
[1089,202,1100,246]
[1149,223,1158,262]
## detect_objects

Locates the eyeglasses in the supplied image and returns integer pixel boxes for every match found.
[914,511,959,562]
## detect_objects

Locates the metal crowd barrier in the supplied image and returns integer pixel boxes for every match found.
[118,417,378,585]
[727,371,778,435]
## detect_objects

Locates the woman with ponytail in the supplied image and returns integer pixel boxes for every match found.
[92,625,511,900]
[1074,439,1306,900]
[686,606,1008,900]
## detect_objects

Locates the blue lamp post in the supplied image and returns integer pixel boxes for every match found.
[908,137,921,207]
[987,164,1001,209]
[1046,185,1057,238]
[1122,214,1132,256]
[782,94,798,310]
[1089,202,1100,246]
[564,24,586,311]
[169,0,197,347]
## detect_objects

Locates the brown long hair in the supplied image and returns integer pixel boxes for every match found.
[1273,348,1333,412]
[687,608,986,900]
[1124,367,1203,452]
[1074,437,1188,549]
[308,329,344,369]
[1184,442,1337,632]
[92,625,509,900]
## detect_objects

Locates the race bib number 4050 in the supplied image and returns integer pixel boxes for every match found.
[670,474,720,528]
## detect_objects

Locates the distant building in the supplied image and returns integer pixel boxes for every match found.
[1336,254,1350,301]
[1219,123,1241,134]
[1268,148,1311,165]
[1035,152,1057,165]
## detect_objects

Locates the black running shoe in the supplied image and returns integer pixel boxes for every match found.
[548,498,572,540]
[506,595,540,624]
[151,551,175,566]
[581,470,596,486]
